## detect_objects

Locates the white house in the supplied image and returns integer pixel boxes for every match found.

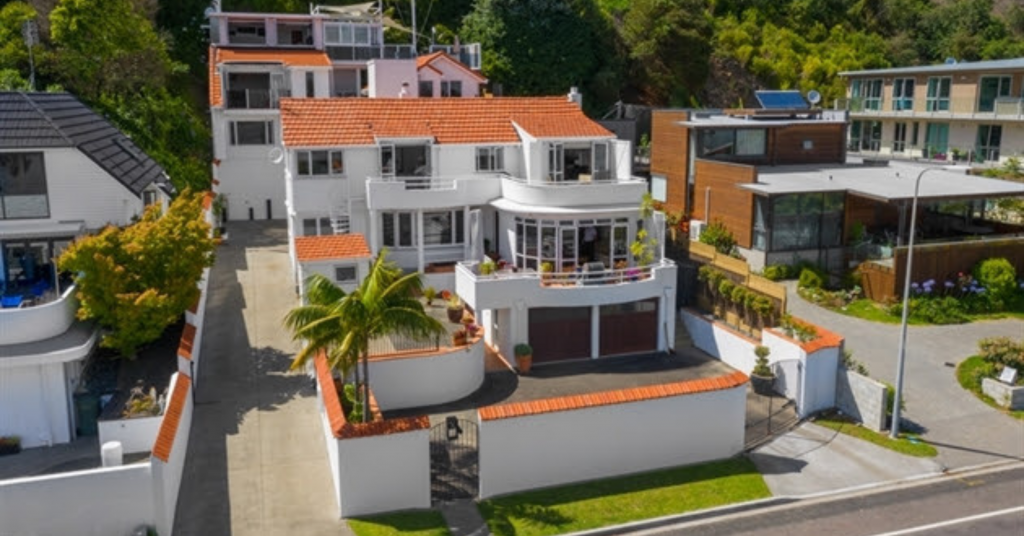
[208,4,485,223]
[0,91,172,448]
[279,95,678,366]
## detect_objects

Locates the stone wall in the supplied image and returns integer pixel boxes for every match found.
[835,367,888,432]
[982,378,1024,410]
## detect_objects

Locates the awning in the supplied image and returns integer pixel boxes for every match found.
[0,221,85,241]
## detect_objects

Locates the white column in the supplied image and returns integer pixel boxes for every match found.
[368,209,379,254]
[417,209,425,273]
[591,304,600,359]
[659,286,677,352]
[463,205,471,260]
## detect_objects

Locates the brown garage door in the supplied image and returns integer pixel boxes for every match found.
[529,307,591,363]
[599,299,658,357]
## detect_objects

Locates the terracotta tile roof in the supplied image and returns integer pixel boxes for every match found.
[208,47,331,108]
[416,51,487,83]
[152,373,191,462]
[177,322,197,361]
[478,370,749,421]
[315,354,429,439]
[280,97,613,147]
[295,233,372,262]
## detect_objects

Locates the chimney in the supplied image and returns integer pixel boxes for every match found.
[567,86,582,108]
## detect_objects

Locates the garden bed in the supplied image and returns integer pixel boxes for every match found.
[956,354,1024,420]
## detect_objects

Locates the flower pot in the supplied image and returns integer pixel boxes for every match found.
[515,353,533,374]
[447,306,464,323]
[750,374,775,396]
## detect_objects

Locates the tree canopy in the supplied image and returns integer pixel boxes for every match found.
[58,191,216,358]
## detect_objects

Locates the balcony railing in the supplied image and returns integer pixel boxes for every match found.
[326,44,416,61]
[226,88,272,109]
[0,284,78,345]
[458,260,670,287]
[835,96,1024,119]
[847,142,1008,164]
[365,174,502,210]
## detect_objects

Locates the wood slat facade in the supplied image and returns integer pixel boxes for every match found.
[692,159,757,248]
[650,110,690,214]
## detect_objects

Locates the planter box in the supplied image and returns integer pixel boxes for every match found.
[982,378,1024,410]
[0,442,21,456]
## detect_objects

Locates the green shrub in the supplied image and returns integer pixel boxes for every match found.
[762,264,791,281]
[798,268,824,290]
[973,258,1017,309]
[718,278,735,298]
[699,221,737,255]
[730,285,747,304]
[978,337,1024,373]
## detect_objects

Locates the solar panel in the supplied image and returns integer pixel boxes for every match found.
[755,90,809,110]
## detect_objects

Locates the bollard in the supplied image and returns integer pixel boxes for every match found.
[101,440,123,467]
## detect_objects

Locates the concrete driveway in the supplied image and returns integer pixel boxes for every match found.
[783,281,1024,470]
[173,222,351,536]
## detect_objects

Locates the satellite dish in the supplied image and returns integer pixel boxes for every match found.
[204,7,215,18]
[267,147,284,164]
[806,90,822,106]
[944,57,957,65]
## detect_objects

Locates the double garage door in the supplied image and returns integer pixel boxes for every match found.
[528,299,658,364]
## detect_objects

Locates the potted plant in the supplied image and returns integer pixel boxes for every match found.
[480,257,496,276]
[750,345,775,395]
[0,435,21,456]
[452,329,468,346]
[514,343,533,374]
[423,286,437,306]
[540,261,554,282]
[446,295,464,323]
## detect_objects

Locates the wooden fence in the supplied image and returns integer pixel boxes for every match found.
[689,241,788,311]
[860,237,1024,302]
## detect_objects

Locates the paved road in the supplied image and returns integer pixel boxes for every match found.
[784,282,1024,469]
[633,463,1024,536]
[173,222,351,536]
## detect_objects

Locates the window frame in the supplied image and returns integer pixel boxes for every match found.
[475,146,505,172]
[296,150,345,178]
[977,76,1012,112]
[229,120,274,146]
[0,151,50,220]
[440,80,463,97]
[334,265,357,283]
[926,77,951,112]
[892,78,915,111]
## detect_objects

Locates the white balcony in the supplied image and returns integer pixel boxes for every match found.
[0,285,78,346]
[365,175,502,211]
[499,176,648,209]
[455,260,677,311]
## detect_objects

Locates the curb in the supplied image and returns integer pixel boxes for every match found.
[560,460,1024,536]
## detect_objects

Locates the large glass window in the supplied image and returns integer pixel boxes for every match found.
[926,77,951,111]
[893,123,908,153]
[230,121,274,145]
[892,78,915,111]
[297,150,344,177]
[441,80,462,97]
[0,152,49,219]
[697,129,766,159]
[849,121,881,151]
[976,125,1002,162]
[767,192,844,252]
[423,210,465,246]
[925,123,950,157]
[475,147,505,172]
[977,76,1011,112]
[852,79,883,110]
[419,80,433,97]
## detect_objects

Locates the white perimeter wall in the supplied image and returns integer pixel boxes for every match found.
[0,464,154,536]
[151,373,194,536]
[335,429,431,517]
[478,385,746,498]
[98,414,163,455]
[368,339,485,411]
[0,361,72,448]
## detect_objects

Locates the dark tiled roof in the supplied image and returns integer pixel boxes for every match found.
[0,92,170,196]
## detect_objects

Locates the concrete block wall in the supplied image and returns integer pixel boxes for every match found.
[982,378,1024,410]
[836,368,888,432]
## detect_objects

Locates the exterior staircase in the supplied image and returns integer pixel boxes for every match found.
[329,207,350,235]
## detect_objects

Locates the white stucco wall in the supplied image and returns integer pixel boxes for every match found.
[318,386,343,513]
[416,55,484,98]
[0,285,77,345]
[0,148,144,231]
[0,361,72,448]
[478,384,747,498]
[150,372,194,536]
[99,415,163,455]
[368,339,485,411]
[0,464,154,536]
[367,59,419,98]
[336,429,431,517]
[212,110,286,221]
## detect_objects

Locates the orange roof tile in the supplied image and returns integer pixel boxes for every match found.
[152,373,192,462]
[416,51,488,83]
[280,97,614,147]
[315,353,429,439]
[294,234,372,262]
[177,322,197,361]
[208,47,332,108]
[478,370,749,421]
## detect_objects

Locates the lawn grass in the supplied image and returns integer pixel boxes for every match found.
[813,412,937,457]
[835,299,904,324]
[348,511,451,536]
[956,355,1024,421]
[478,457,770,536]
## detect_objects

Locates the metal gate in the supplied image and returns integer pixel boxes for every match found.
[429,416,479,502]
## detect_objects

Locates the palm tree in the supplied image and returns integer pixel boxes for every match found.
[284,250,446,422]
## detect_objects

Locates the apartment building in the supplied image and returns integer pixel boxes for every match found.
[208,4,485,221]
[837,57,1024,164]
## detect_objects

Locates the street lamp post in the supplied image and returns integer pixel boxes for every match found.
[890,167,941,439]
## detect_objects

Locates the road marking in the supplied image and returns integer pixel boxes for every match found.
[867,506,1024,536]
